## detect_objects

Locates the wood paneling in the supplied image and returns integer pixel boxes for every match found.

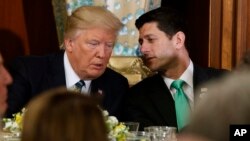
[235,0,248,66]
[0,0,60,66]
[209,0,222,68]
[187,0,210,67]
[209,0,250,70]
[0,0,29,65]
[248,1,250,51]
[23,0,59,55]
[221,0,234,69]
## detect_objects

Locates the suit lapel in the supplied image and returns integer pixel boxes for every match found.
[193,65,211,104]
[147,74,177,126]
[90,78,103,95]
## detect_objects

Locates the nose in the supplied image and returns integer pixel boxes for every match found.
[96,45,106,58]
[140,42,150,55]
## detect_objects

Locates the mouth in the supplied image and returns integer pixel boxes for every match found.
[143,56,155,63]
[92,63,104,70]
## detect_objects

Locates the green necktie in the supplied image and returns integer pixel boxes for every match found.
[171,79,190,131]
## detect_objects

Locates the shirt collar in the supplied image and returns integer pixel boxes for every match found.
[64,52,92,93]
[64,52,80,88]
[163,60,194,89]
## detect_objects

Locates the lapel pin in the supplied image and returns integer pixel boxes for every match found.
[199,88,208,99]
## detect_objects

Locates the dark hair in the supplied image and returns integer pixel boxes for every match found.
[135,7,189,46]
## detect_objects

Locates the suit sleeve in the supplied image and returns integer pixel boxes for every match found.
[6,58,32,117]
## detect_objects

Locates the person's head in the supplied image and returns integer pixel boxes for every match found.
[21,88,108,141]
[135,7,189,75]
[179,71,250,141]
[62,6,123,80]
[0,53,12,116]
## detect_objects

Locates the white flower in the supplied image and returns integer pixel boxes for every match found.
[103,110,109,117]
[2,108,26,133]
[103,110,128,141]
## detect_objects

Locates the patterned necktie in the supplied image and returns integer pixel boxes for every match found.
[171,79,190,131]
[72,80,85,93]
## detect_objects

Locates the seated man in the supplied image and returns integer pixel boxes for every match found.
[6,6,129,120]
[123,7,228,131]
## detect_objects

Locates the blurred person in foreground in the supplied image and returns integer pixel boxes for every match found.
[21,87,108,141]
[123,7,228,131]
[178,71,250,141]
[6,6,129,119]
[0,52,12,116]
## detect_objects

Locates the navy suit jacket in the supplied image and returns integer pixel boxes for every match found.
[6,52,129,119]
[123,65,228,130]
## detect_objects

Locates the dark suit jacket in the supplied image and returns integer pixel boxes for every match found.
[123,65,228,130]
[6,52,129,119]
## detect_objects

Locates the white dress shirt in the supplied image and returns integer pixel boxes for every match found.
[63,52,91,94]
[163,60,194,110]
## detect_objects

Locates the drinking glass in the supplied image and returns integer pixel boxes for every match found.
[126,131,151,141]
[122,122,140,132]
[144,126,177,141]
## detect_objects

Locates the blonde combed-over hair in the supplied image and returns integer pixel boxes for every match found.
[61,6,123,49]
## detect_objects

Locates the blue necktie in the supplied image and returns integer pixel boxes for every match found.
[171,79,190,130]
[73,80,85,93]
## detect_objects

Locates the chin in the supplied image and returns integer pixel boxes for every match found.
[88,71,105,79]
[0,103,7,115]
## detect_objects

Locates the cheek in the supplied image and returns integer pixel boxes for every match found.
[156,47,175,61]
[105,51,112,60]
[157,41,176,56]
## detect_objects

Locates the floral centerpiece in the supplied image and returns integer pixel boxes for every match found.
[103,110,129,141]
[2,108,26,137]
[2,108,128,141]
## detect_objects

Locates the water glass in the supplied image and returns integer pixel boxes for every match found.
[126,131,151,141]
[122,122,140,132]
[144,126,177,141]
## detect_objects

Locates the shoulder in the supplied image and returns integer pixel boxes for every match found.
[130,73,163,89]
[193,64,230,87]
[11,52,64,66]
[194,64,229,78]
[9,52,64,76]
[101,68,129,83]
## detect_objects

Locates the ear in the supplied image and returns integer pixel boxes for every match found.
[64,39,74,52]
[174,31,185,49]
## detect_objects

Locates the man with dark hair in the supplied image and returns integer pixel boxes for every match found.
[123,7,228,131]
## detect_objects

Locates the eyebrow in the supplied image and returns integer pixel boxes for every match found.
[141,34,157,39]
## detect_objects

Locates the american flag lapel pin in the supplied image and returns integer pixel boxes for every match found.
[199,87,208,99]
[98,89,103,95]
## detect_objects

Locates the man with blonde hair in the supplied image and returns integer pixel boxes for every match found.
[6,6,129,120]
